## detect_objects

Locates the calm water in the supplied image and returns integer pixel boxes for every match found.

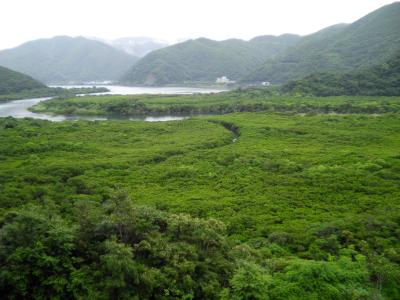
[53,85,227,96]
[0,86,227,122]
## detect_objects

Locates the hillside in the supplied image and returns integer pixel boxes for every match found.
[120,34,300,86]
[0,36,138,84]
[0,65,46,94]
[244,2,400,83]
[282,52,400,96]
[0,65,111,101]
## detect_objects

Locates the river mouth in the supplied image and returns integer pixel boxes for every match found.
[0,98,198,122]
[0,86,227,122]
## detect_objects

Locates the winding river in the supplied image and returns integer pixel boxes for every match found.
[0,85,227,122]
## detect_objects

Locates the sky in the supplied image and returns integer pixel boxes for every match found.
[0,0,396,50]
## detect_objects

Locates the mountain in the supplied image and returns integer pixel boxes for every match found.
[0,36,138,84]
[0,66,46,95]
[120,34,301,86]
[110,37,168,57]
[87,36,168,57]
[244,2,400,83]
[281,51,400,96]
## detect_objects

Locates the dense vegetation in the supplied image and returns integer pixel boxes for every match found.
[0,36,138,84]
[1,2,400,298]
[281,52,400,96]
[120,35,300,86]
[0,65,46,94]
[1,110,400,298]
[240,2,400,84]
[31,89,400,117]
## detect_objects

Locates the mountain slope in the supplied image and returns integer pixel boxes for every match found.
[244,2,400,83]
[120,34,300,86]
[282,52,400,96]
[0,66,46,94]
[0,36,138,84]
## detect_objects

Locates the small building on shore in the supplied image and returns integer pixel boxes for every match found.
[216,76,235,84]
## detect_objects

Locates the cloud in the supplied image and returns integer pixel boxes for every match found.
[0,0,394,49]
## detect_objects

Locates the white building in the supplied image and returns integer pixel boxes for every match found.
[216,76,235,84]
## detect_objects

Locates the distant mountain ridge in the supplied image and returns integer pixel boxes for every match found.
[0,36,138,84]
[0,2,398,87]
[121,2,400,86]
[0,65,46,95]
[110,37,169,57]
[87,36,169,57]
[120,34,301,86]
[244,2,400,83]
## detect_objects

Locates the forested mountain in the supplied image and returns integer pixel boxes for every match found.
[120,34,300,86]
[244,2,400,83]
[0,36,138,84]
[282,52,400,96]
[120,2,400,86]
[0,66,46,94]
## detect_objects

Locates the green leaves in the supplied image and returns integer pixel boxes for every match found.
[223,261,272,300]
[0,205,77,298]
[0,192,234,299]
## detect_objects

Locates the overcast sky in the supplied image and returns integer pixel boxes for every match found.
[0,0,396,50]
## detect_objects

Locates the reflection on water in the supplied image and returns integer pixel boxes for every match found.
[0,98,190,122]
[0,98,55,119]
[52,85,227,95]
[0,85,226,122]
[141,116,187,122]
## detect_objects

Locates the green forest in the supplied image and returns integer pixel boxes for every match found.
[0,66,46,95]
[1,2,400,299]
[282,53,400,96]
[120,35,300,86]
[31,89,400,116]
[0,36,137,84]
[120,2,400,86]
[0,66,110,101]
[241,2,400,84]
[1,107,400,298]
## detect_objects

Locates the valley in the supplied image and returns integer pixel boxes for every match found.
[0,1,400,299]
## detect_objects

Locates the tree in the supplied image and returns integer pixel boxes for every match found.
[0,205,77,299]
